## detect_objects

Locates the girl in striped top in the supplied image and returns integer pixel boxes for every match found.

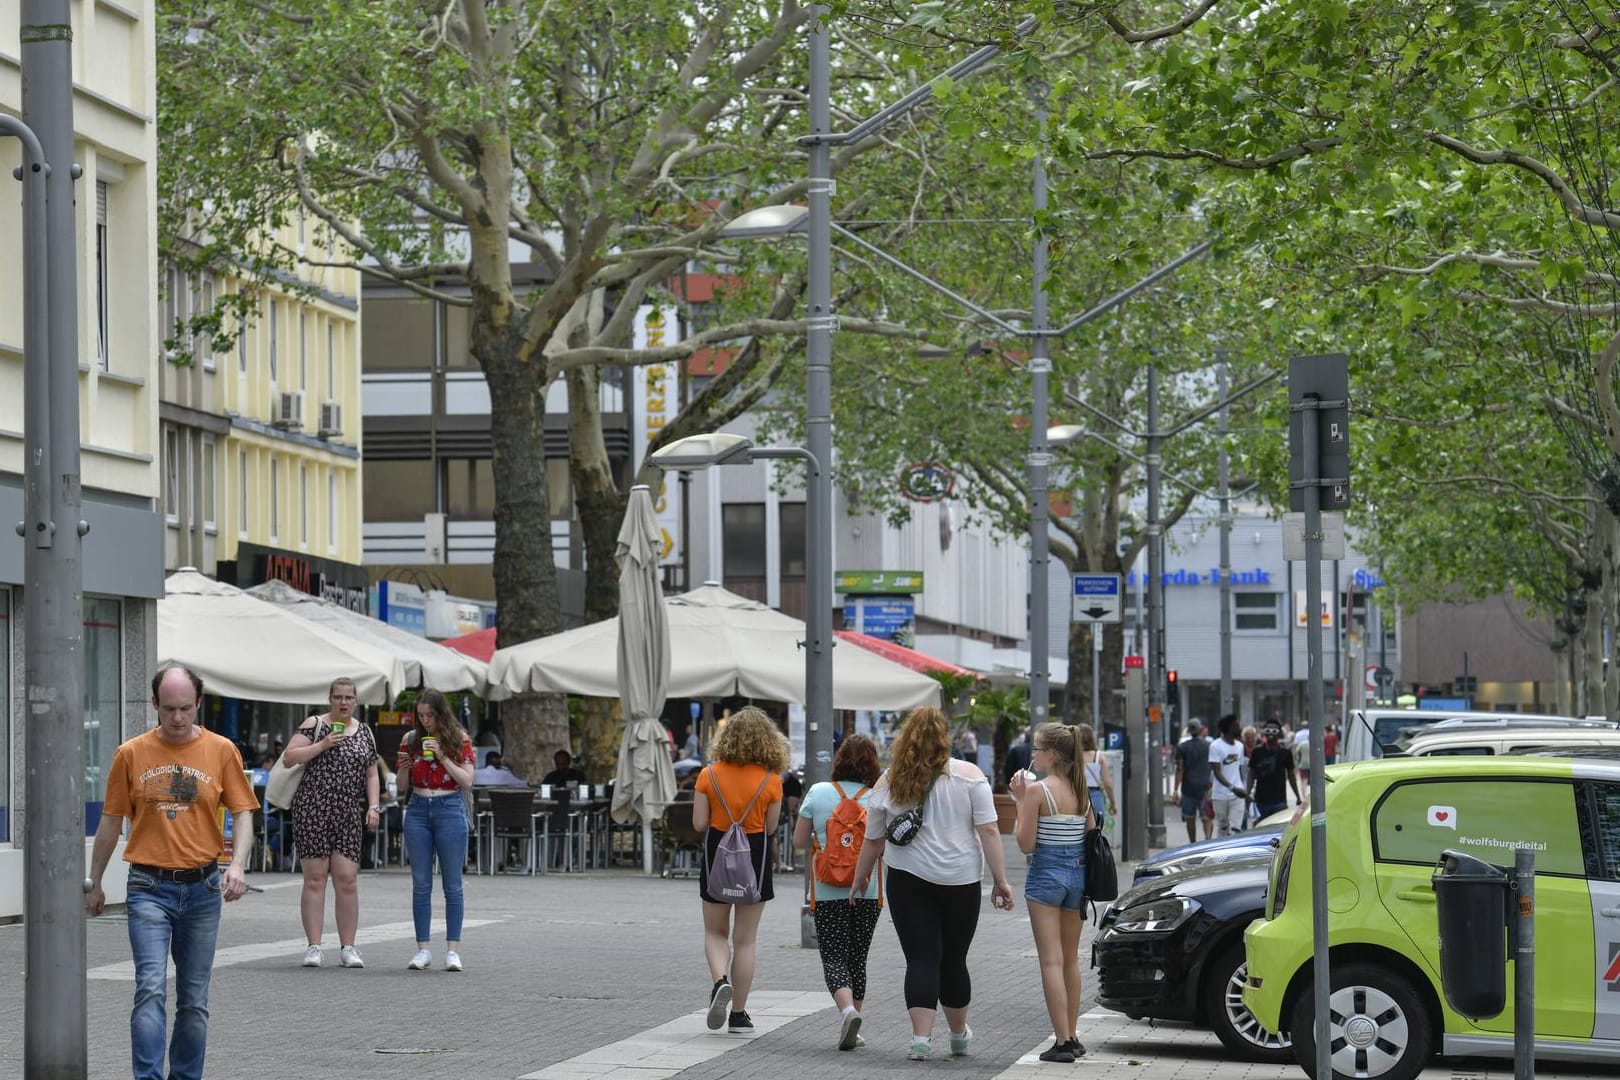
[1010,722,1097,1063]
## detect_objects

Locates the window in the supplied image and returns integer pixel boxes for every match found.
[361,297,435,370]
[270,457,280,541]
[201,437,217,529]
[1372,778,1582,875]
[1580,782,1620,880]
[363,460,436,520]
[780,502,807,577]
[163,262,183,360]
[326,322,336,397]
[0,588,9,842]
[299,464,309,545]
[238,305,249,375]
[299,311,308,389]
[445,304,476,367]
[328,470,338,553]
[83,597,122,837]
[95,182,109,369]
[722,503,767,578]
[1234,592,1280,632]
[269,302,280,383]
[238,449,249,536]
[446,458,496,519]
[198,275,216,371]
[163,428,180,522]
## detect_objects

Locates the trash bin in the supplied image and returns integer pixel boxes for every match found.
[1432,849,1509,1019]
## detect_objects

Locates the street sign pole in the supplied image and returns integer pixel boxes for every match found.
[1289,353,1349,1080]
[1072,573,1122,741]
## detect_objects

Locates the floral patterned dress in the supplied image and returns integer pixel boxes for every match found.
[289,716,376,862]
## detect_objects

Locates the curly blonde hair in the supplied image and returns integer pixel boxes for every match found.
[886,706,952,805]
[711,706,790,772]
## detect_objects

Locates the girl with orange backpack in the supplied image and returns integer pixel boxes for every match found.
[793,734,883,1051]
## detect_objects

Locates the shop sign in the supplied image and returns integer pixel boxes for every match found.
[899,462,954,502]
[835,570,924,595]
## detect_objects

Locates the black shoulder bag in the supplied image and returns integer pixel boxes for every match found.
[884,771,943,846]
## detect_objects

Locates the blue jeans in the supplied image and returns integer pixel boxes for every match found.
[1024,842,1087,910]
[126,866,223,1080]
[404,794,468,943]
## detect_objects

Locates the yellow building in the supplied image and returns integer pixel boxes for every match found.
[158,215,365,594]
[0,1,163,902]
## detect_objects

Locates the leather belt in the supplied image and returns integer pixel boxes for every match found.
[129,862,217,884]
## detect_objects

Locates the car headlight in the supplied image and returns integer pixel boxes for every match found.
[1110,895,1201,933]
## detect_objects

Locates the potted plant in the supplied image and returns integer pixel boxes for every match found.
[968,687,1029,832]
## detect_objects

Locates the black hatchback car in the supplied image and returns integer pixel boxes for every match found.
[1091,855,1288,1062]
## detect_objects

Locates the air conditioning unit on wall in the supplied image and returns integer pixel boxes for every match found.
[273,389,304,429]
[318,400,342,438]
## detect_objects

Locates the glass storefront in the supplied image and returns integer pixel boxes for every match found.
[84,596,122,835]
[0,589,8,843]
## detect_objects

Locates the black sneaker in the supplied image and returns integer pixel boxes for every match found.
[1064,1038,1087,1058]
[706,978,733,1030]
[1039,1042,1075,1064]
[728,1010,754,1033]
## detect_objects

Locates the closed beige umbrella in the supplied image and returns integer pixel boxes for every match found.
[610,487,678,873]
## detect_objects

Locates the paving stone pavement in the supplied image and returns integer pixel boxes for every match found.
[0,837,1616,1080]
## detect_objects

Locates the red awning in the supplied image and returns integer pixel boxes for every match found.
[834,629,977,678]
[441,626,497,663]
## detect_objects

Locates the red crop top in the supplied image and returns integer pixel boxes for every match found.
[397,733,473,792]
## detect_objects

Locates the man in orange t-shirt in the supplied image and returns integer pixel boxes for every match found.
[87,665,258,1080]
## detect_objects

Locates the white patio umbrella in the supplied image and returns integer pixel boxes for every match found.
[608,487,678,873]
[488,584,942,709]
[159,569,405,705]
[245,578,489,694]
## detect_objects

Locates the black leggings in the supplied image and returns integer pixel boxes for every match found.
[813,898,882,999]
[884,867,981,1010]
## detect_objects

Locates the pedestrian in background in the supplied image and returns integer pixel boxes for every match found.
[282,677,381,969]
[1172,719,1213,843]
[87,665,257,1080]
[794,733,883,1051]
[694,706,788,1034]
[1012,723,1096,1063]
[397,688,475,972]
[1245,721,1300,818]
[1077,724,1116,828]
[852,706,1012,1061]
[1209,715,1249,836]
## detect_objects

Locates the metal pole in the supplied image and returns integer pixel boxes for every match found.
[1218,356,1234,718]
[1092,626,1102,732]
[20,1,88,1075]
[1514,847,1535,1080]
[803,3,833,794]
[1303,400,1332,1080]
[1027,92,1053,737]
[1144,367,1165,847]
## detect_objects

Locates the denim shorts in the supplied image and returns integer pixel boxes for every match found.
[1024,842,1086,910]
[1181,788,1209,820]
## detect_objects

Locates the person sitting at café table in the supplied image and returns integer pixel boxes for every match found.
[473,750,527,787]
[541,749,588,789]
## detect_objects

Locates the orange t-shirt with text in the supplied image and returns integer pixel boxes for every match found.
[694,763,782,834]
[103,728,259,869]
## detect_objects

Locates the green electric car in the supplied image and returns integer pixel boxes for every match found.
[1244,756,1620,1080]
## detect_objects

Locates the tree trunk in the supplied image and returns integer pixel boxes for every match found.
[568,364,628,623]
[576,696,623,780]
[481,329,567,781]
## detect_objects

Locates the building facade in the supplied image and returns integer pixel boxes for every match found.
[0,0,164,881]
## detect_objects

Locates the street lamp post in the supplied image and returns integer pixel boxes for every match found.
[14,2,89,1074]
[649,434,829,787]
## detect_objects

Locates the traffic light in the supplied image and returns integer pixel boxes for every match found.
[1165,669,1178,701]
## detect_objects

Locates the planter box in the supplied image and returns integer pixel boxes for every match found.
[994,792,1019,835]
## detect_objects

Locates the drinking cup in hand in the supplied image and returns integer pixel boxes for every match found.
[420,737,438,761]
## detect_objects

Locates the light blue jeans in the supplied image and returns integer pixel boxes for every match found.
[404,794,468,943]
[126,866,223,1080]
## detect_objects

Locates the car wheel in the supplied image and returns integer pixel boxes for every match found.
[1204,941,1293,1064]
[1288,961,1434,1080]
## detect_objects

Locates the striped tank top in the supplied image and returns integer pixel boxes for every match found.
[1034,780,1088,845]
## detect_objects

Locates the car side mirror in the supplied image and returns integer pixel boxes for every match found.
[1269,836,1280,849]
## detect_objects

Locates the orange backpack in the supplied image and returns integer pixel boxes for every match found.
[810,782,881,911]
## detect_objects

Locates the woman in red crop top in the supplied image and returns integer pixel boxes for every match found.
[396,689,474,972]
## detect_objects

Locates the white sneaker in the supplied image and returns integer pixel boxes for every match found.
[444,950,463,972]
[339,945,364,969]
[407,949,432,970]
[950,1026,973,1057]
[301,945,322,968]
